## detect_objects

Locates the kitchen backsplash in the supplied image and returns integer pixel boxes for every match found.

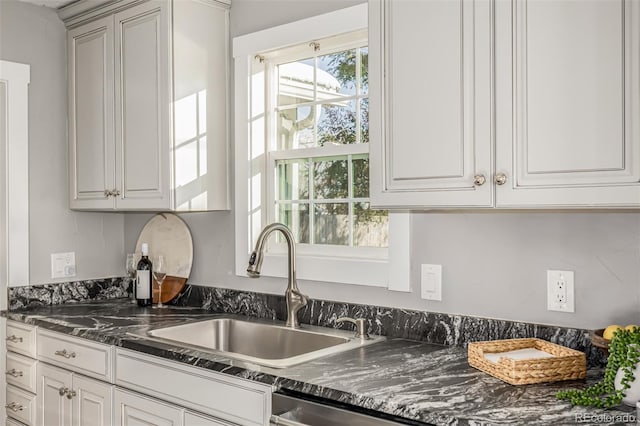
[7,279,606,366]
[8,277,130,309]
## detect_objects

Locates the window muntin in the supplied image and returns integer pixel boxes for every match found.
[264,35,387,250]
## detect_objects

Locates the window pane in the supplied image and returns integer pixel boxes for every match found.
[352,156,369,198]
[354,203,388,247]
[314,203,349,245]
[278,106,314,150]
[317,50,356,97]
[360,47,368,95]
[276,159,309,200]
[277,203,310,244]
[313,157,348,199]
[278,58,315,106]
[360,98,369,144]
[317,101,357,146]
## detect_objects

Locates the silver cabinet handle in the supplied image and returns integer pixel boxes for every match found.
[5,369,23,378]
[112,189,121,196]
[495,173,507,185]
[336,317,370,340]
[5,402,24,412]
[6,335,23,343]
[473,174,486,186]
[54,349,76,359]
[66,389,77,400]
[104,189,112,198]
[270,414,307,426]
[59,386,68,396]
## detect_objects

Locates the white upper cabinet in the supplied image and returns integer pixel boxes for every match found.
[495,0,640,207]
[68,16,115,210]
[114,2,170,210]
[67,0,230,211]
[370,0,640,209]
[370,0,493,208]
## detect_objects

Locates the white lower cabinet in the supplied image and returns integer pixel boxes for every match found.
[114,388,231,426]
[36,362,112,426]
[73,374,113,426]
[5,321,38,425]
[115,348,272,426]
[6,385,36,425]
[6,327,271,426]
[7,418,25,426]
[114,388,181,426]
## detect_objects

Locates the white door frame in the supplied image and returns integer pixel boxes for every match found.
[0,58,30,423]
[0,60,30,298]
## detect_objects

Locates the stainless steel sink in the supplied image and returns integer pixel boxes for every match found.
[134,316,384,368]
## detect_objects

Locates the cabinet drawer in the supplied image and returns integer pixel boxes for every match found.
[6,384,36,426]
[6,352,37,393]
[37,329,113,382]
[116,349,272,426]
[114,388,183,426]
[6,321,36,358]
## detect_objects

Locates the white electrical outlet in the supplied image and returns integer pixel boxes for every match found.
[51,252,76,279]
[421,264,442,301]
[547,270,574,313]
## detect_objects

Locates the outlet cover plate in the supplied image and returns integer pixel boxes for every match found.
[547,270,574,313]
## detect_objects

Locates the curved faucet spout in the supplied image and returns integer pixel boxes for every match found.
[246,223,308,328]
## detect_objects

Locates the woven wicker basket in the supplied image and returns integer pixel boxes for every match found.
[468,338,586,385]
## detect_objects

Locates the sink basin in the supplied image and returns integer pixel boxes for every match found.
[134,316,384,368]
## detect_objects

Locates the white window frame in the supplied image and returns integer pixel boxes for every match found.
[233,3,410,290]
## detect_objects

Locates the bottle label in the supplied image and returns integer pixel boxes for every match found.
[136,270,150,299]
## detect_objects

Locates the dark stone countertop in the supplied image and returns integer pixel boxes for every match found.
[4,300,635,425]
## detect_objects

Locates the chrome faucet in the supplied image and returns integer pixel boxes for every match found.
[247,223,309,328]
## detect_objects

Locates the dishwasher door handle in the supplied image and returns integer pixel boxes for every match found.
[270,414,308,426]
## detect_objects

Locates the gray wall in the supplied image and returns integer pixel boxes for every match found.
[0,1,124,284]
[123,0,640,330]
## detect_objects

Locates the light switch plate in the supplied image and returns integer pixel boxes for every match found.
[421,264,442,301]
[51,252,76,279]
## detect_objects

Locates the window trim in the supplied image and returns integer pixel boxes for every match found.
[233,3,410,290]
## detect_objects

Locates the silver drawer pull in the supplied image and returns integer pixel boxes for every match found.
[59,386,68,396]
[5,402,24,412]
[270,414,307,426]
[5,369,23,378]
[54,349,76,359]
[66,389,77,400]
[6,335,23,343]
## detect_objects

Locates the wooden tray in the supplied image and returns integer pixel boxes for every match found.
[135,213,193,303]
[468,338,586,385]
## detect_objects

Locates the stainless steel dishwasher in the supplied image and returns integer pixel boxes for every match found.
[271,391,428,426]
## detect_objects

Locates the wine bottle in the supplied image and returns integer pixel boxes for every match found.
[136,243,153,307]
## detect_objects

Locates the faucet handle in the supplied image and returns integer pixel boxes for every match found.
[336,317,370,340]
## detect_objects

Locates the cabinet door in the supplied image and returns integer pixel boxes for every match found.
[36,363,72,426]
[369,0,493,208]
[495,0,640,207]
[114,388,182,426]
[68,15,116,210]
[72,374,112,426]
[114,1,171,210]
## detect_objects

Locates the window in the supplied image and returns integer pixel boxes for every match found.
[267,33,389,257]
[234,4,409,289]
